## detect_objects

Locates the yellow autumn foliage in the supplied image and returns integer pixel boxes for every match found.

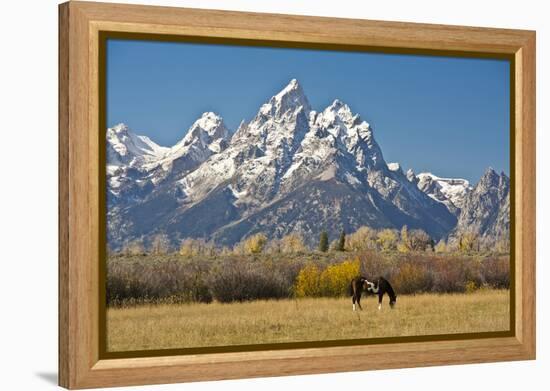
[295,258,361,298]
[243,233,268,254]
[319,258,361,296]
[294,264,321,298]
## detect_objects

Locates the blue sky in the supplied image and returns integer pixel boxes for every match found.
[107,39,510,183]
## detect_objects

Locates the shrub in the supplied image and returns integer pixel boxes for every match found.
[150,233,171,254]
[281,233,307,253]
[482,256,510,289]
[430,256,482,293]
[318,258,360,296]
[408,229,433,251]
[377,229,398,251]
[495,238,510,254]
[106,259,213,306]
[243,233,268,254]
[346,226,376,251]
[434,240,448,253]
[294,264,321,298]
[358,251,392,278]
[465,280,478,293]
[459,232,479,253]
[265,238,283,254]
[208,258,289,302]
[392,262,433,294]
[179,238,211,257]
[121,239,145,255]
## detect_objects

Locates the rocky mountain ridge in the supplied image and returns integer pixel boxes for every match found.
[106,79,508,249]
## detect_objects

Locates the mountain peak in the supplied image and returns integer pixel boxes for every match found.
[274,78,303,98]
[283,78,299,90]
[316,99,362,136]
[110,123,130,135]
[188,112,227,137]
[387,162,402,173]
[106,123,168,168]
[262,78,311,116]
[200,111,221,119]
[327,99,352,113]
[193,112,225,133]
[478,167,500,188]
[173,112,229,152]
[451,166,510,244]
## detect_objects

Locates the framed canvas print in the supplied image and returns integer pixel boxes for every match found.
[58,1,536,389]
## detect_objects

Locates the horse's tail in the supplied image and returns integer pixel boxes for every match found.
[348,276,362,296]
[379,277,396,301]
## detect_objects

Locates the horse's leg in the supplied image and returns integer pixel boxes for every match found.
[377,292,383,310]
[352,294,357,311]
[357,292,363,311]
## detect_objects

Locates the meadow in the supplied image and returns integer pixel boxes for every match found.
[106,244,510,352]
[107,289,510,351]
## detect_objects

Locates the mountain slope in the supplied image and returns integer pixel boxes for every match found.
[449,168,510,245]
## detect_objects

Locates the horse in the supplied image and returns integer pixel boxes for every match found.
[350,276,397,311]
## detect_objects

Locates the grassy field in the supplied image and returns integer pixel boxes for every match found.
[107,289,510,352]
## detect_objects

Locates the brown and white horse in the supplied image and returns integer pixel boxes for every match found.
[350,276,397,311]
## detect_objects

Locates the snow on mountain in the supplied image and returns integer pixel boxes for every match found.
[416,172,472,213]
[148,112,229,175]
[106,79,505,250]
[107,123,169,169]
[106,113,229,205]
[106,124,169,199]
[387,162,402,173]
[177,79,312,207]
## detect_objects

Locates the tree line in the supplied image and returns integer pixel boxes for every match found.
[116,225,509,257]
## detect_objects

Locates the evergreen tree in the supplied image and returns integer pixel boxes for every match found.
[318,230,329,252]
[337,230,346,251]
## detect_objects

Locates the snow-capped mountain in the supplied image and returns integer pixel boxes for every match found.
[106,79,506,250]
[449,168,510,245]
[106,124,169,202]
[107,123,168,169]
[106,113,229,206]
[152,111,229,172]
[415,172,472,214]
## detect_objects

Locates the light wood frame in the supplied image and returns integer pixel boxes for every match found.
[59,1,536,389]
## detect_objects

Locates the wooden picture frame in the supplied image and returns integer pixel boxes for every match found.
[58,1,536,389]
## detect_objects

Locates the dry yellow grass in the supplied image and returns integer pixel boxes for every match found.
[107,289,509,352]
